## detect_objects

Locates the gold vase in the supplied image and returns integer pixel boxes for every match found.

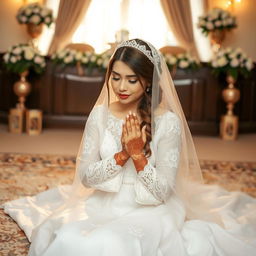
[220,75,240,140]
[13,70,31,110]
[209,29,226,52]
[26,23,43,39]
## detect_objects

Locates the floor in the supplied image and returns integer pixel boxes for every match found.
[0,124,255,162]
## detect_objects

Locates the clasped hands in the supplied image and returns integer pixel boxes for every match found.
[114,112,148,172]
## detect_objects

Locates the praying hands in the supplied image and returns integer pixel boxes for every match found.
[114,112,148,172]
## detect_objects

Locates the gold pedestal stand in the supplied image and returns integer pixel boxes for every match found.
[13,70,31,110]
[220,75,240,140]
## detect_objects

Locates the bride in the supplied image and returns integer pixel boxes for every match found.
[3,39,256,255]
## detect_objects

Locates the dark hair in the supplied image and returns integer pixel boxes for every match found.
[106,39,154,157]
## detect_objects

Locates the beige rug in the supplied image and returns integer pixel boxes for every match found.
[0,153,255,255]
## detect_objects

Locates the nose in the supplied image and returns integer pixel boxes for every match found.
[119,79,127,92]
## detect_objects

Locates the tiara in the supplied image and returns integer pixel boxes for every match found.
[116,40,160,65]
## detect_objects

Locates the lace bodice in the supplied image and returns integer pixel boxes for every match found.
[78,105,181,205]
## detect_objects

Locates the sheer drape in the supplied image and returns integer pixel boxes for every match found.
[47,0,91,54]
[160,0,199,57]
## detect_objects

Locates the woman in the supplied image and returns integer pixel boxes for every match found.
[3,39,256,255]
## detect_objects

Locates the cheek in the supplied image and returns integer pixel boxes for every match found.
[132,84,144,97]
[111,80,118,92]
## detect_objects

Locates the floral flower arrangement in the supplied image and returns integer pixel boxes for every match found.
[51,48,111,71]
[210,47,254,79]
[3,43,46,74]
[163,52,200,71]
[198,8,237,35]
[16,3,54,27]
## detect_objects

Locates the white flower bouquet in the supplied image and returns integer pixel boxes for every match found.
[16,3,54,27]
[3,43,46,74]
[51,48,111,71]
[164,52,200,71]
[210,47,254,79]
[198,8,236,35]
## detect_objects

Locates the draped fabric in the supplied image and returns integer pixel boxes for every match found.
[160,0,199,57]
[48,0,91,54]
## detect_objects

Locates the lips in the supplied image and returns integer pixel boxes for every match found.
[118,94,130,99]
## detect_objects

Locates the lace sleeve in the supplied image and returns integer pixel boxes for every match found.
[135,112,181,205]
[77,107,123,192]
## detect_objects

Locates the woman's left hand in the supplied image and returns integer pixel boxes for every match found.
[123,112,146,159]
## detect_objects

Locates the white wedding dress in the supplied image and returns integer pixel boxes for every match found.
[3,105,256,256]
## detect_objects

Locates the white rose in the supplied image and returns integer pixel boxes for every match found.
[69,50,77,57]
[211,11,219,20]
[85,52,92,57]
[103,59,109,68]
[33,7,40,13]
[223,19,229,26]
[230,58,239,67]
[25,8,32,16]
[44,17,51,24]
[41,8,49,17]
[13,47,22,55]
[29,14,41,25]
[81,57,89,64]
[229,52,236,59]
[207,15,214,21]
[217,56,228,67]
[34,56,43,64]
[245,59,253,70]
[226,18,233,25]
[211,60,218,68]
[179,60,189,68]
[75,52,82,60]
[90,55,96,62]
[97,59,103,65]
[24,48,34,60]
[20,15,27,23]
[64,55,73,63]
[221,11,228,19]
[206,22,214,30]
[168,56,177,65]
[10,56,17,63]
[3,53,10,62]
[215,20,222,27]
[58,51,66,59]
[198,19,206,27]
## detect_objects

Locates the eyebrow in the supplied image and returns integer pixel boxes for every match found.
[112,70,137,78]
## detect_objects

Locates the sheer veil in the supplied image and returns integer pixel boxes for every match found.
[71,39,224,225]
[4,38,256,255]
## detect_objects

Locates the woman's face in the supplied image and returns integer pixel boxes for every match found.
[110,60,146,106]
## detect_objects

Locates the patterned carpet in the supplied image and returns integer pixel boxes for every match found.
[0,153,255,255]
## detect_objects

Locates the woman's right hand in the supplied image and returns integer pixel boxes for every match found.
[114,123,130,166]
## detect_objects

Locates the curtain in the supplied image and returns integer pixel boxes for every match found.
[160,0,199,57]
[48,0,91,54]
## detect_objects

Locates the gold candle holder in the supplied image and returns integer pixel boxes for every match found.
[26,109,43,135]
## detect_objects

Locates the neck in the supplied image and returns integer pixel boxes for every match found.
[117,101,140,114]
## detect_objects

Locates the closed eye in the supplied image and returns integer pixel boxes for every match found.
[112,76,120,81]
[128,79,138,84]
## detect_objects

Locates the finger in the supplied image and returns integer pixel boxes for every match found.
[134,114,141,137]
[142,125,147,143]
[126,114,132,135]
[130,113,136,136]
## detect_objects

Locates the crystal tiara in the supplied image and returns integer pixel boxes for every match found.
[116,39,160,65]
